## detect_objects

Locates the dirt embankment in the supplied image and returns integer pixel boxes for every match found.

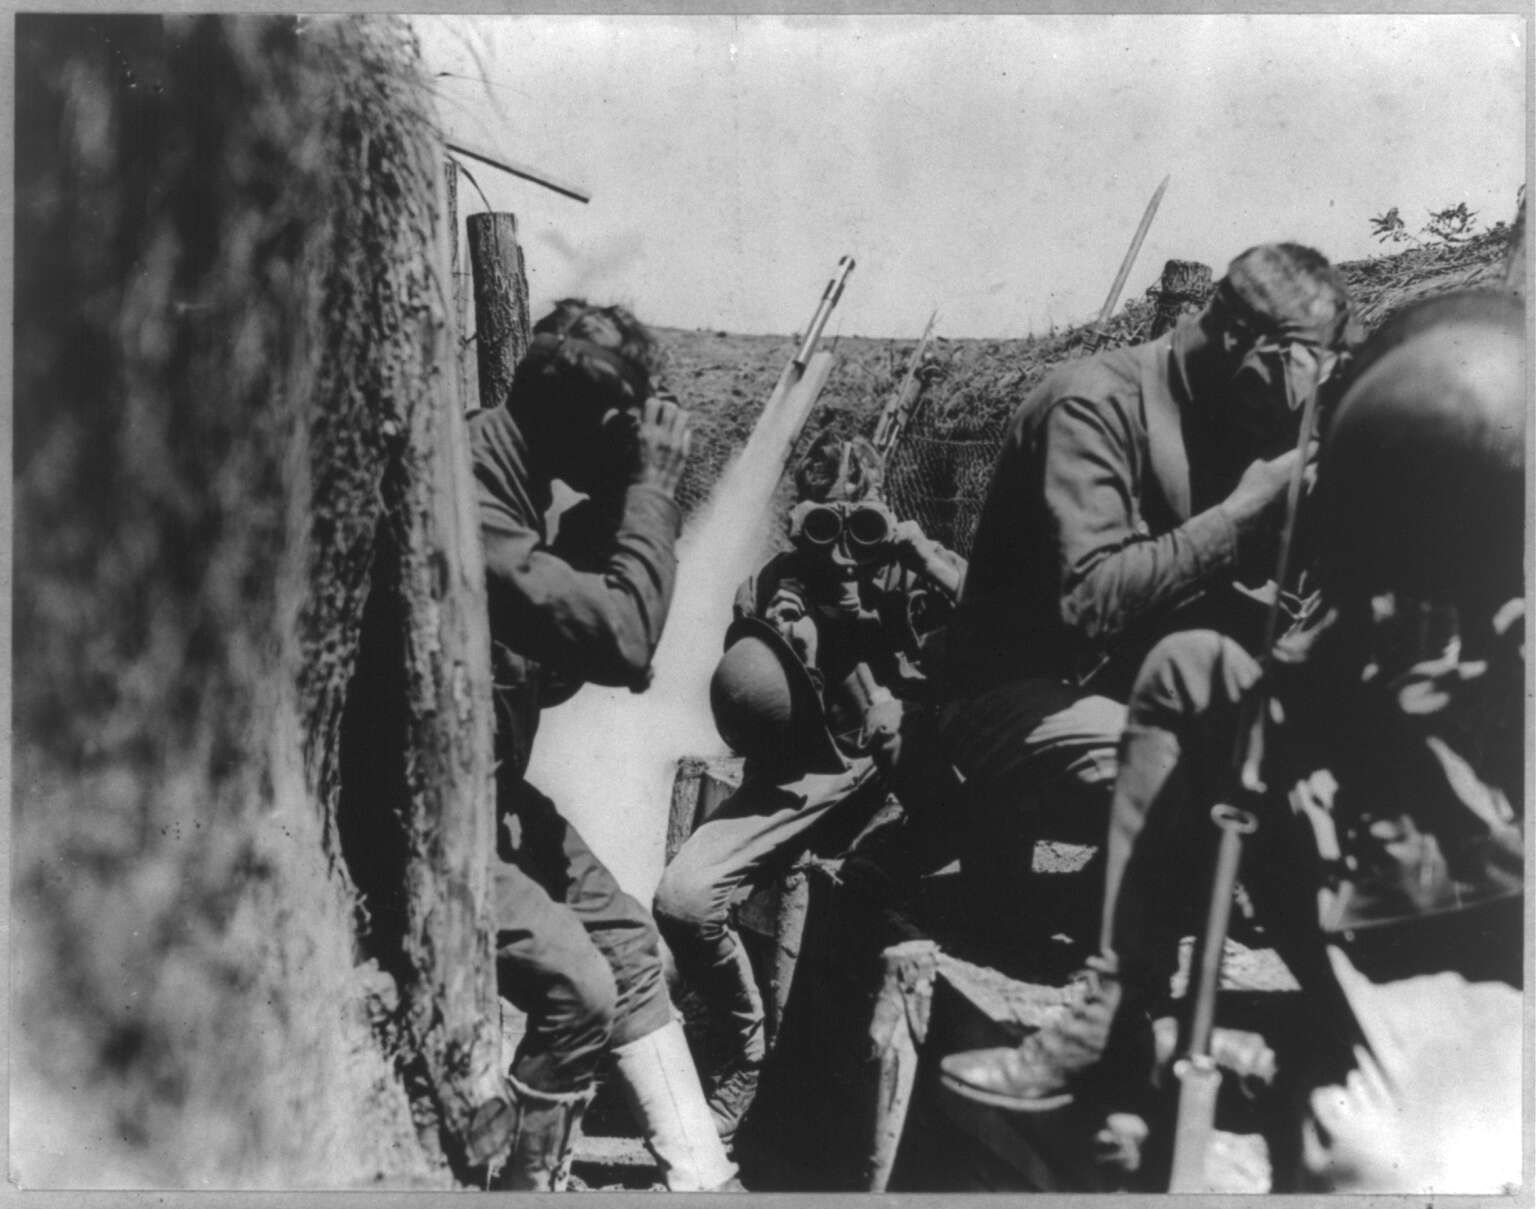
[12,15,448,1188]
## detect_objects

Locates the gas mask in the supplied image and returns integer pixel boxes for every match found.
[517,327,653,493]
[788,499,897,565]
[786,435,892,623]
[1224,330,1341,454]
[1208,272,1345,454]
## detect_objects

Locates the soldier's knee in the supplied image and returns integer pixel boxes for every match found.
[551,947,619,1043]
[1130,630,1256,722]
[652,865,723,936]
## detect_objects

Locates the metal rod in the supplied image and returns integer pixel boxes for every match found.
[1186,804,1258,1058]
[446,138,592,204]
[794,255,856,369]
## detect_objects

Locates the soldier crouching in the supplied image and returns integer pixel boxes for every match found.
[654,433,966,1148]
[939,289,1526,1193]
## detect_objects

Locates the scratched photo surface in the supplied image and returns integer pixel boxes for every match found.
[9,11,1528,1196]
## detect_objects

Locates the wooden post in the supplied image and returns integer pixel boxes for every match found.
[667,758,742,863]
[468,212,531,412]
[391,156,506,1167]
[1503,191,1526,299]
[1148,259,1213,339]
[867,939,939,1192]
[667,758,708,865]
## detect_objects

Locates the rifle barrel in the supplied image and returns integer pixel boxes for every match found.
[795,255,856,368]
[1186,804,1256,1058]
[872,308,938,455]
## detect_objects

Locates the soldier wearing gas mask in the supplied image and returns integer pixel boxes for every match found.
[937,243,1354,937]
[654,432,966,1147]
[940,290,1524,1194]
[468,300,738,1192]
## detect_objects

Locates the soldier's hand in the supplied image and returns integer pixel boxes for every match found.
[892,519,939,566]
[764,588,820,667]
[892,519,964,595]
[1222,447,1302,531]
[764,587,809,630]
[635,393,692,496]
[862,695,905,771]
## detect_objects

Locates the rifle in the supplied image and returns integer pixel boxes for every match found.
[1166,362,1324,1192]
[1086,175,1169,352]
[871,309,939,459]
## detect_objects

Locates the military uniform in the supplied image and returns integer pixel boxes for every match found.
[939,289,1525,1194]
[471,402,680,1092]
[939,329,1282,914]
[654,511,964,1141]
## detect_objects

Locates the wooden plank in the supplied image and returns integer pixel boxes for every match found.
[666,756,742,863]
[444,160,479,414]
[867,940,939,1191]
[393,152,506,1165]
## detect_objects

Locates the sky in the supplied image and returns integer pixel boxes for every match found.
[415,14,1527,340]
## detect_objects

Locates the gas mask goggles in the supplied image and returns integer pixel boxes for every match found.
[1213,278,1345,445]
[1238,333,1340,415]
[788,499,896,561]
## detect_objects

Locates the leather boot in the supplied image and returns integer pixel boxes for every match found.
[939,957,1151,1112]
[486,1073,594,1191]
[611,1020,741,1190]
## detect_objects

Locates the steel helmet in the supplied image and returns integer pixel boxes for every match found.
[709,616,846,775]
[1314,290,1527,620]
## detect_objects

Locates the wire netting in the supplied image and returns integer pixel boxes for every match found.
[884,426,1008,557]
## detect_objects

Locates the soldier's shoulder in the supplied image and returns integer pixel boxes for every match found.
[466,404,506,442]
[1026,342,1159,436]
[1042,342,1147,401]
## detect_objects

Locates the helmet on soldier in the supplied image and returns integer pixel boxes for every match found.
[709,617,846,775]
[1314,289,1527,622]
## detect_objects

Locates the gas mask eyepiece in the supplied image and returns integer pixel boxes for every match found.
[788,500,895,561]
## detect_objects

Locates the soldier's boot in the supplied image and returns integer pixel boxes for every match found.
[612,1020,742,1191]
[486,1074,594,1191]
[939,956,1153,1112]
[694,937,766,1147]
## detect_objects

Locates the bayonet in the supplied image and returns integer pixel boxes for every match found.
[872,308,939,458]
[1089,175,1170,348]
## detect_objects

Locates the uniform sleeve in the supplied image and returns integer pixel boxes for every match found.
[1045,396,1240,644]
[926,542,967,600]
[482,483,681,691]
[732,568,761,622]
[733,552,805,623]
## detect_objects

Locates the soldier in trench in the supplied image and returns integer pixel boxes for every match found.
[465,300,739,1192]
[653,432,967,1147]
[935,244,1354,938]
[940,290,1526,1193]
